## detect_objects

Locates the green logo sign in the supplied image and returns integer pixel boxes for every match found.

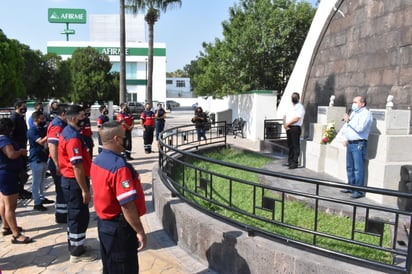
[48,8,87,24]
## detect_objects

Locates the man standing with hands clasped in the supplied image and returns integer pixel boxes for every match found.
[341,95,373,199]
[283,92,305,169]
[91,120,146,273]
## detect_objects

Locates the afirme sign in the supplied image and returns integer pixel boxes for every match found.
[48,8,86,24]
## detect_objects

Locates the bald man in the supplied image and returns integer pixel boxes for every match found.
[90,120,147,273]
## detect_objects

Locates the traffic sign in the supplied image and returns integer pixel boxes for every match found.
[61,29,76,35]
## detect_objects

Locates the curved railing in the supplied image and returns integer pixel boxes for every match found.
[158,122,412,273]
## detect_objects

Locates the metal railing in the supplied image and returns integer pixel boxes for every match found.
[158,123,412,273]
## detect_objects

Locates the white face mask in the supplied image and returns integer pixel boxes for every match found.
[351,103,359,112]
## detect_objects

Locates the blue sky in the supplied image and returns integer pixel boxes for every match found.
[1,0,317,72]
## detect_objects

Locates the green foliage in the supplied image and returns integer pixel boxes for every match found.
[188,0,316,98]
[69,47,115,104]
[179,148,393,264]
[0,30,25,106]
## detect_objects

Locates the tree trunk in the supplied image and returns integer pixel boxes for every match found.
[147,21,154,106]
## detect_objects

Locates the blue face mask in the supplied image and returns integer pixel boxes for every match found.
[351,103,359,112]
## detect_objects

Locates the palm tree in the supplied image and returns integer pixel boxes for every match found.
[126,0,182,105]
[120,0,126,104]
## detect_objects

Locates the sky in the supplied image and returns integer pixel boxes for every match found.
[1,0,317,73]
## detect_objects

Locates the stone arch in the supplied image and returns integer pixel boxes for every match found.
[299,0,412,133]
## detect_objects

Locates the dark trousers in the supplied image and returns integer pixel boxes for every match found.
[143,126,154,153]
[286,126,302,167]
[98,216,139,274]
[196,127,207,141]
[125,130,132,157]
[155,120,165,141]
[62,176,90,256]
[48,159,67,223]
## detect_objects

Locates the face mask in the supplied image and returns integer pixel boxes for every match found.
[292,98,299,104]
[103,111,108,115]
[38,108,44,113]
[351,103,359,112]
[19,107,27,114]
[38,121,46,127]
[77,119,85,128]
[124,108,130,113]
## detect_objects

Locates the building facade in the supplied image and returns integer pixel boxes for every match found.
[47,14,166,103]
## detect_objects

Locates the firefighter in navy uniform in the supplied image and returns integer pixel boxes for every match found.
[58,105,96,262]
[140,103,155,154]
[47,104,68,224]
[90,120,146,273]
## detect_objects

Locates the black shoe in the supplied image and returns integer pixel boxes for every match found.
[41,198,55,204]
[33,204,48,211]
[340,189,352,193]
[351,192,365,199]
[288,165,297,169]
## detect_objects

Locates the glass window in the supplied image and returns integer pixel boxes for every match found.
[110,62,137,79]
[176,80,185,88]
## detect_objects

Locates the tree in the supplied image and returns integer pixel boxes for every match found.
[189,0,315,100]
[69,47,114,104]
[0,29,25,106]
[126,0,182,105]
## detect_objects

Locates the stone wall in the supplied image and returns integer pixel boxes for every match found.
[303,0,412,133]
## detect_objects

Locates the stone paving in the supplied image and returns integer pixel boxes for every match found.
[0,112,219,274]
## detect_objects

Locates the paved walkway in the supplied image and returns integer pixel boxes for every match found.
[0,121,219,274]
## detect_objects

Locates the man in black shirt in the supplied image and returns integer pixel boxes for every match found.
[10,99,31,199]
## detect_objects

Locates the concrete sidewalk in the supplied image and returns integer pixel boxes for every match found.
[0,124,216,274]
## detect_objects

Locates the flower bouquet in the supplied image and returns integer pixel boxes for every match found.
[321,122,337,144]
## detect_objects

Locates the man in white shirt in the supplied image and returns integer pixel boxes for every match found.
[341,95,373,198]
[283,92,305,169]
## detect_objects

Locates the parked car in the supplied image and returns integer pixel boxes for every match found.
[166,100,180,110]
[127,102,145,118]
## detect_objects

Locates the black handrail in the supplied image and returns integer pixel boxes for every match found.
[158,123,412,273]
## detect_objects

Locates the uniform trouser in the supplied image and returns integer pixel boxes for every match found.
[286,126,301,167]
[84,136,94,159]
[48,159,67,223]
[125,130,132,157]
[98,216,139,274]
[155,120,165,141]
[62,176,90,256]
[143,126,155,152]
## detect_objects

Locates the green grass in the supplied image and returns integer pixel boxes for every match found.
[177,148,393,264]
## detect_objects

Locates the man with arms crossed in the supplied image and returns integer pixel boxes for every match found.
[91,120,146,273]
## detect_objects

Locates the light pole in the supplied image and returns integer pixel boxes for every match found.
[145,58,148,103]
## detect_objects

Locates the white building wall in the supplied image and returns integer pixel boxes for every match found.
[90,14,146,42]
[196,91,278,140]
